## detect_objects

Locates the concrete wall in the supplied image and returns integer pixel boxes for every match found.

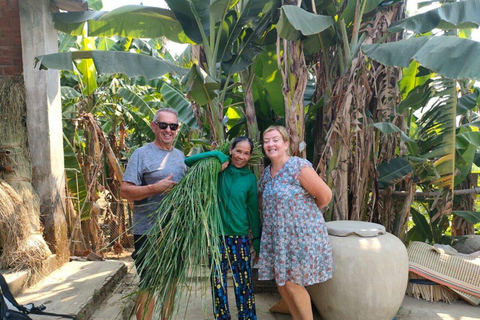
[19,0,69,264]
[0,0,23,75]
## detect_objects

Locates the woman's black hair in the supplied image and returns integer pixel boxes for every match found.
[231,136,254,152]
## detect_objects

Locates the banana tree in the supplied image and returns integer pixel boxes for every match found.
[272,0,406,222]
[44,32,196,253]
[362,0,480,239]
[52,1,279,144]
[275,4,334,157]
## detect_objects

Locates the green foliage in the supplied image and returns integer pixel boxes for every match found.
[377,157,413,187]
[458,91,479,115]
[160,83,198,129]
[35,50,188,80]
[182,65,220,106]
[407,206,453,244]
[276,5,334,54]
[252,46,284,117]
[452,211,480,225]
[63,132,90,220]
[87,0,103,10]
[397,79,434,114]
[389,0,480,34]
[54,6,191,43]
[363,0,480,243]
[276,5,333,41]
[363,36,480,81]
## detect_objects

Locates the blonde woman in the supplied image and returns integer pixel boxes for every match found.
[257,125,333,320]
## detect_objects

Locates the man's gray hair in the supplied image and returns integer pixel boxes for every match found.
[153,108,179,122]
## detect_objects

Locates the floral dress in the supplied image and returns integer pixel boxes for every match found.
[257,157,333,286]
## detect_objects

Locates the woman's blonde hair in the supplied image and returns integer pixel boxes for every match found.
[263,125,289,142]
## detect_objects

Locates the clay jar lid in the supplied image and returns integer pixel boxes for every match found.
[326,221,385,237]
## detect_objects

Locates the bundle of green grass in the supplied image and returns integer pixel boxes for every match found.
[136,142,261,319]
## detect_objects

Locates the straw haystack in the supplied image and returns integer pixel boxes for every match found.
[0,180,50,270]
[0,75,51,271]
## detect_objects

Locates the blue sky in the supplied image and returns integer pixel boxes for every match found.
[102,0,167,10]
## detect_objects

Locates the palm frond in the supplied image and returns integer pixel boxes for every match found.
[415,77,456,191]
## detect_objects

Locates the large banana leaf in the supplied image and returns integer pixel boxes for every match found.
[53,5,192,43]
[456,131,480,149]
[165,0,210,44]
[252,45,285,117]
[417,78,457,189]
[411,207,433,243]
[373,122,416,148]
[458,91,479,115]
[35,51,188,80]
[77,37,98,96]
[216,0,270,63]
[116,102,156,143]
[220,2,275,74]
[397,79,434,114]
[275,5,334,54]
[182,65,220,106]
[452,211,480,225]
[63,132,90,219]
[455,129,480,185]
[362,36,480,81]
[276,5,333,41]
[389,0,480,34]
[117,87,156,120]
[455,131,478,185]
[376,157,413,186]
[398,60,432,100]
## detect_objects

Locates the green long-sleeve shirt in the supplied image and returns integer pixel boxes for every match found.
[185,151,261,253]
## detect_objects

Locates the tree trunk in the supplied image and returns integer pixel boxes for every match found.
[317,4,405,222]
[452,174,476,236]
[239,70,260,142]
[192,45,225,143]
[277,34,307,158]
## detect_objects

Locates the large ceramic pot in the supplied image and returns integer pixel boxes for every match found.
[307,221,408,320]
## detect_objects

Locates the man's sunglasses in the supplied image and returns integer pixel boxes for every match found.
[154,122,179,131]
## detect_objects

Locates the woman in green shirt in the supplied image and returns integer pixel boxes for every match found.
[185,137,260,320]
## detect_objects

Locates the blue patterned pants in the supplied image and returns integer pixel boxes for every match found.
[211,235,257,320]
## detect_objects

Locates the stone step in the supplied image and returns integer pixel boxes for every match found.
[1,254,59,297]
[2,269,30,297]
[15,259,127,320]
[89,260,137,320]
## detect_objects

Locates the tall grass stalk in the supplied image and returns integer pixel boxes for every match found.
[136,157,224,319]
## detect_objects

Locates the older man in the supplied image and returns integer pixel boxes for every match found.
[121,108,186,320]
